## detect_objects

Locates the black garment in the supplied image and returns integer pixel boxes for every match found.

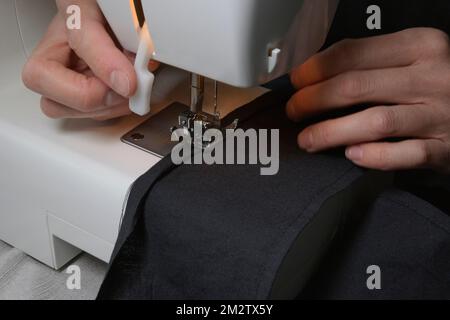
[98,89,382,299]
[301,189,450,300]
[98,88,450,299]
[98,1,450,299]
[297,0,450,298]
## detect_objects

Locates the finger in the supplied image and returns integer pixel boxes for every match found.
[287,67,422,122]
[41,97,131,120]
[41,97,79,118]
[298,105,435,152]
[345,139,450,172]
[67,15,137,97]
[24,58,122,112]
[91,104,133,121]
[291,28,450,89]
[22,17,113,111]
[149,60,160,72]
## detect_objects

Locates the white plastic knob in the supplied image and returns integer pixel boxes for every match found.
[268,48,281,74]
[130,23,155,116]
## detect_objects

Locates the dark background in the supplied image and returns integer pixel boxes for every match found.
[327,0,450,45]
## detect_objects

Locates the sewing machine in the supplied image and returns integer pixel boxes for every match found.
[100,0,336,155]
[0,0,338,285]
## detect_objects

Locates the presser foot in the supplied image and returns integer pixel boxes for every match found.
[122,102,239,157]
[170,110,238,150]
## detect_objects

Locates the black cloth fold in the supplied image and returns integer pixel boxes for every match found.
[97,89,450,301]
[98,89,376,299]
[301,188,450,300]
[97,0,450,299]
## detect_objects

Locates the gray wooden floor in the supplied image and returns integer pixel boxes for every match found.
[0,241,107,300]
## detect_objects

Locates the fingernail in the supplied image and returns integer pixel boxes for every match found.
[104,90,125,107]
[346,146,363,161]
[110,70,130,97]
[299,131,313,150]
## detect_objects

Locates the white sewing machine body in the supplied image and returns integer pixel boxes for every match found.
[99,0,305,88]
[0,0,337,269]
[0,0,161,268]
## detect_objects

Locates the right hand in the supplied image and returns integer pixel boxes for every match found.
[22,0,159,121]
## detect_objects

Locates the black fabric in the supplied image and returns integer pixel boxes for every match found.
[301,189,450,300]
[98,89,375,299]
[97,0,450,299]
[98,89,450,300]
[297,0,450,298]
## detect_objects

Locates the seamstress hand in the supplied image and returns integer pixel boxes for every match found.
[22,0,159,121]
[288,28,450,174]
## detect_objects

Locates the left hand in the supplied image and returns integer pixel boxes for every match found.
[287,28,450,174]
[22,0,159,121]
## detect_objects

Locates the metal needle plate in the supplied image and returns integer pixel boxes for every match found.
[122,102,189,157]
